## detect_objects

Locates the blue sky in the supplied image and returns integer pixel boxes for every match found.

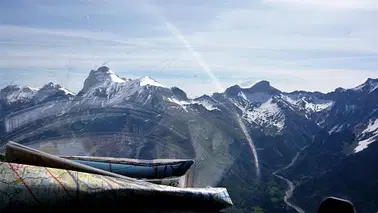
[0,0,377,97]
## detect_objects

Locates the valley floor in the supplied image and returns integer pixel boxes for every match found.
[273,146,308,213]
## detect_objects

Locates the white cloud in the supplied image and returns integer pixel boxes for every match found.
[1,1,377,97]
[263,0,378,10]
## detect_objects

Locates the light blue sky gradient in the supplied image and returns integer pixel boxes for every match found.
[1,0,377,97]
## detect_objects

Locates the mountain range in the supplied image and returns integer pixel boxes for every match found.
[1,66,378,213]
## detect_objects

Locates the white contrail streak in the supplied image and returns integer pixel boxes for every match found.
[162,22,223,92]
[163,20,260,178]
[141,1,260,178]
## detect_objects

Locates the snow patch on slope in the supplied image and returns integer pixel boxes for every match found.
[282,94,333,113]
[362,118,378,134]
[328,124,345,134]
[355,134,378,153]
[354,118,378,153]
[243,98,285,131]
[167,97,190,112]
[97,67,126,83]
[59,87,75,95]
[192,100,219,111]
[139,76,165,87]
[238,91,247,100]
[109,71,126,83]
[370,83,378,93]
[238,91,271,104]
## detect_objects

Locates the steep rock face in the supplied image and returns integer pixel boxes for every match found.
[290,136,378,213]
[79,66,128,94]
[322,79,378,133]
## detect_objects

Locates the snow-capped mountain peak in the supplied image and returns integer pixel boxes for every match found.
[80,67,167,97]
[352,78,378,93]
[80,66,127,94]
[223,81,336,133]
[75,67,176,108]
[41,82,74,95]
[0,85,38,103]
[0,82,74,104]
[31,82,74,102]
[96,66,126,83]
[1,85,37,93]
[139,76,165,88]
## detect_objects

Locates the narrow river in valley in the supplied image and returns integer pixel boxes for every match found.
[273,147,308,213]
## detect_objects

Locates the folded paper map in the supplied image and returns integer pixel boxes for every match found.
[0,162,232,212]
[0,141,233,212]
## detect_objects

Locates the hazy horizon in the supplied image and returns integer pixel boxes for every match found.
[1,0,377,97]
